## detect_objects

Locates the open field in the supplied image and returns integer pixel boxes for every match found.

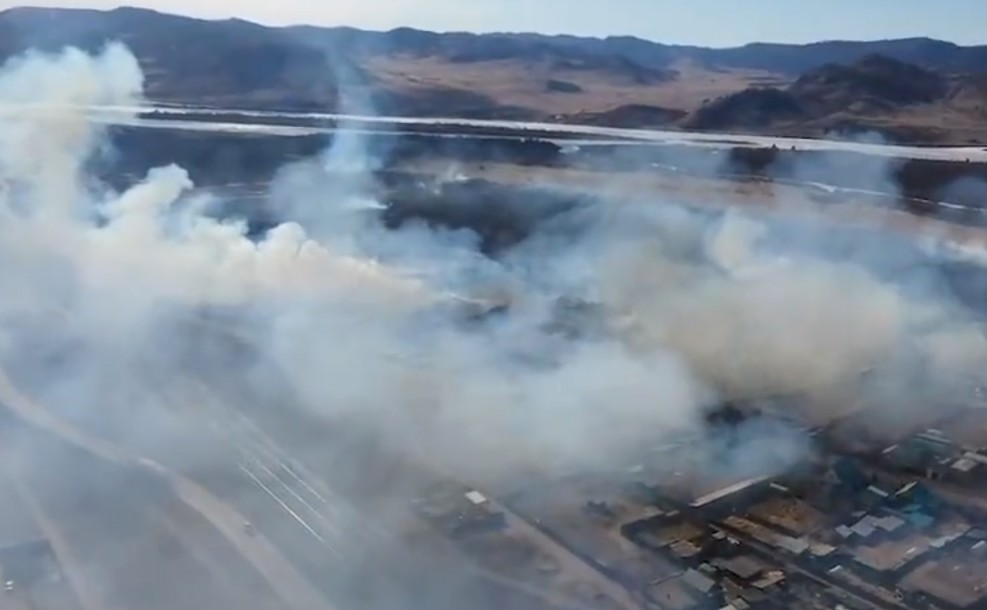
[365,58,786,116]
[397,158,987,251]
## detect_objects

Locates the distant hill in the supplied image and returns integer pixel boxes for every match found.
[683,89,807,131]
[0,7,985,142]
[286,24,987,77]
[563,104,688,128]
[0,7,343,108]
[685,55,987,143]
[692,38,987,76]
[789,54,949,112]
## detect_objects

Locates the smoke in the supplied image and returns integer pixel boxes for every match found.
[3,44,983,470]
[2,41,987,609]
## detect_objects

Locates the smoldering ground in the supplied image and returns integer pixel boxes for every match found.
[1,41,987,608]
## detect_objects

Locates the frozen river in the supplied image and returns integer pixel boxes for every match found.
[8,103,986,163]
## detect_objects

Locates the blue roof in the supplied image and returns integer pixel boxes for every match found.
[907,512,935,529]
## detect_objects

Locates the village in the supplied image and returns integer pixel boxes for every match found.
[402,399,987,610]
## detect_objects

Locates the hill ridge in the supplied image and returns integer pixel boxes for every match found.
[1,7,985,144]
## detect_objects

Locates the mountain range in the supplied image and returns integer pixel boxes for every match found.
[3,6,987,143]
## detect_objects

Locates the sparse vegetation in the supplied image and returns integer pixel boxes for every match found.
[5,7,987,142]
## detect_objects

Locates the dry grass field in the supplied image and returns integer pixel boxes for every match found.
[400,158,987,252]
[364,56,787,116]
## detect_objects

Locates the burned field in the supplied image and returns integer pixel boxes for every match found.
[104,125,987,315]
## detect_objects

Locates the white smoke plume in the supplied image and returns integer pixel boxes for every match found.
[0,42,985,506]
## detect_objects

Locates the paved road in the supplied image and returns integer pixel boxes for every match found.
[0,317,569,610]
[0,448,104,610]
[177,376,572,610]
[0,366,333,610]
[0,417,292,610]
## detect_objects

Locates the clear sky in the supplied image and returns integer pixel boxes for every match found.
[5,0,987,47]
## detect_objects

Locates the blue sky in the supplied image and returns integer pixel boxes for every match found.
[11,0,987,46]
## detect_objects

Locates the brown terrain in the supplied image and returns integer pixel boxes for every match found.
[366,56,784,119]
[0,7,985,142]
[356,51,987,143]
[686,54,987,143]
[399,158,987,253]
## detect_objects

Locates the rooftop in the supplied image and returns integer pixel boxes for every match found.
[851,522,970,574]
[691,476,770,509]
[682,568,717,594]
[721,516,808,556]
[842,513,907,540]
[645,522,706,548]
[935,409,987,449]
[647,576,705,610]
[748,496,827,536]
[901,555,987,608]
[714,556,765,580]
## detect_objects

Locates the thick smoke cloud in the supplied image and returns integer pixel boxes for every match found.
[1,42,986,508]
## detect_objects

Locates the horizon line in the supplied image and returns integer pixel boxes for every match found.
[5,4,985,50]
